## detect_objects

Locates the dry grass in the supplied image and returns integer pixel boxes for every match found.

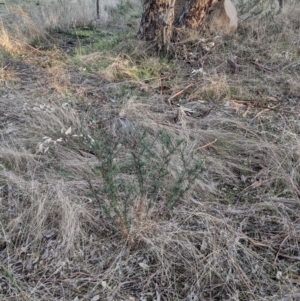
[6,0,121,27]
[1,1,300,301]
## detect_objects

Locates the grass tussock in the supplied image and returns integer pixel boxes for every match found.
[0,21,24,55]
[1,1,300,300]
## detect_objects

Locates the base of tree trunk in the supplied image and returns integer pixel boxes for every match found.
[137,0,176,49]
[138,0,230,49]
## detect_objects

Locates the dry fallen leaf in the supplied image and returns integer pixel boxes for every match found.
[65,127,72,135]
[139,262,149,269]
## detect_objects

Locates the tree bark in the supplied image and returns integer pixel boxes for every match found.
[175,0,220,30]
[96,0,100,19]
[137,0,176,48]
[138,0,221,47]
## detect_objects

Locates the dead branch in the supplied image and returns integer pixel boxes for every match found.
[167,83,194,105]
[193,139,218,151]
[250,61,278,73]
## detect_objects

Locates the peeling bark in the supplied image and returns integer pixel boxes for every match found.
[138,0,222,47]
[173,0,186,22]
[137,0,175,48]
[175,0,220,30]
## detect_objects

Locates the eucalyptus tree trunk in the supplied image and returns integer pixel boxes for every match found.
[175,0,220,30]
[137,0,176,48]
[138,0,221,47]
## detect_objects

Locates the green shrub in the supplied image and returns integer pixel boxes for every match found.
[85,128,203,232]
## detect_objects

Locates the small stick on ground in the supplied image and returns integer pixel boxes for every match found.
[281,60,300,71]
[273,235,290,265]
[193,139,218,151]
[167,83,194,105]
[250,61,278,72]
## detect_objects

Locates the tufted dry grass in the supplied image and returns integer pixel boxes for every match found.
[1,1,300,301]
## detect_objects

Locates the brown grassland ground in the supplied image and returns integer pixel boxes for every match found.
[1,1,300,300]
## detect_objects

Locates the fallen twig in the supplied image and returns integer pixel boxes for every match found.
[273,235,290,265]
[254,108,271,119]
[250,61,278,72]
[167,83,194,105]
[227,59,247,73]
[193,139,218,151]
[244,236,300,262]
[281,60,300,71]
